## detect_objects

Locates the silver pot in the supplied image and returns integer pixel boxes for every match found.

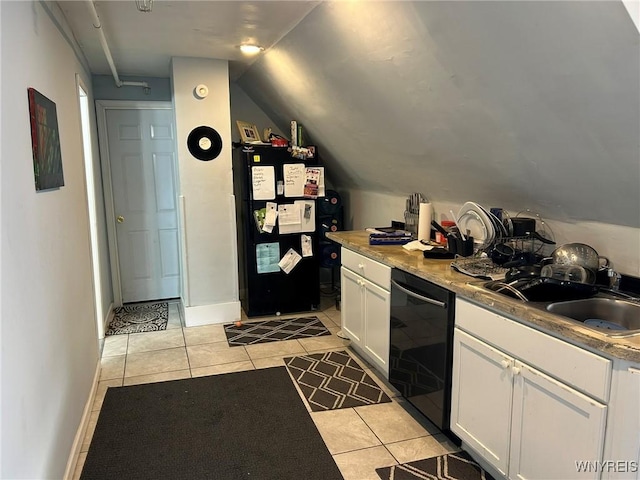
[551,243,609,272]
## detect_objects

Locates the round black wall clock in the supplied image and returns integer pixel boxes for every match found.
[187,126,223,161]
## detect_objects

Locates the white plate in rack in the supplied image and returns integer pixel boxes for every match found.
[456,202,495,250]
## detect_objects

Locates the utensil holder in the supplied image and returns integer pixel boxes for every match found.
[447,234,474,257]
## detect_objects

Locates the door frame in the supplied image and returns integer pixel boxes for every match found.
[95,100,180,307]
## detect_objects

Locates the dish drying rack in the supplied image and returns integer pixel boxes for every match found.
[450,208,556,280]
[451,256,510,281]
[452,233,556,281]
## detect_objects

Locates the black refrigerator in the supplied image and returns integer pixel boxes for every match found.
[233,144,322,317]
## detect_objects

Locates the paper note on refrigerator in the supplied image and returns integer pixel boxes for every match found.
[317,167,325,197]
[283,163,306,197]
[252,166,275,200]
[262,202,278,233]
[303,167,321,198]
[278,204,302,234]
[301,235,313,257]
[256,243,280,274]
[294,200,315,232]
[279,248,302,274]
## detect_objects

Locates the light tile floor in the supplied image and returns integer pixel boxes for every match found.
[73,296,460,480]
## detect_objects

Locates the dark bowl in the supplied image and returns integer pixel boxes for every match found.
[490,243,516,265]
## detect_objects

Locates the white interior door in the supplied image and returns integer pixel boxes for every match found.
[105,106,180,303]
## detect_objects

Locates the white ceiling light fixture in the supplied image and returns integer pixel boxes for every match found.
[135,0,153,13]
[239,44,264,55]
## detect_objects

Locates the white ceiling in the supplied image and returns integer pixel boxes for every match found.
[57,0,319,79]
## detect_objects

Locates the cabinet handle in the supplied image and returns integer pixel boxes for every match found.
[500,359,510,369]
[358,263,365,270]
[512,366,521,376]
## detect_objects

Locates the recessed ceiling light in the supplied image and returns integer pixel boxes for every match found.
[240,44,264,55]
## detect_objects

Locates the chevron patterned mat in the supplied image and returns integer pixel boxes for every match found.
[224,316,330,346]
[376,451,495,480]
[285,350,391,411]
[105,302,168,336]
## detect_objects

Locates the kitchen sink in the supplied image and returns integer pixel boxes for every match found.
[468,279,640,337]
[546,298,640,337]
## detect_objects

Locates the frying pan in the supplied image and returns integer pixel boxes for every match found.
[516,277,599,302]
[504,265,542,282]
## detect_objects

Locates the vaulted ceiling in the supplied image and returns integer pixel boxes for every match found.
[60,1,639,228]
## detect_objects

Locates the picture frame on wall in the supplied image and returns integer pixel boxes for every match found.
[28,87,64,191]
[236,120,262,144]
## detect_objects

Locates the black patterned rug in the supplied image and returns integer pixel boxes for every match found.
[285,350,391,411]
[224,316,330,346]
[105,302,169,336]
[376,450,495,480]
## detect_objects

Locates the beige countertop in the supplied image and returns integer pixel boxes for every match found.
[327,230,640,364]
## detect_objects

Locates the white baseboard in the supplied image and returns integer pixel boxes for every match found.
[63,360,101,480]
[184,301,241,327]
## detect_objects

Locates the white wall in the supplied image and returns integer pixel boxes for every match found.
[171,57,241,326]
[341,189,640,276]
[1,1,100,478]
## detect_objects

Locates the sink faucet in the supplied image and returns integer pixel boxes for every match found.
[608,268,622,291]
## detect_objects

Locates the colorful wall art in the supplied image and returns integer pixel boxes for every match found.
[28,88,64,191]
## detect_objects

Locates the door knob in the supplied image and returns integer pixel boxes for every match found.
[117,215,125,224]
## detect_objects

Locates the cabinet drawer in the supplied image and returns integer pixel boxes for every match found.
[341,248,391,290]
[456,298,611,403]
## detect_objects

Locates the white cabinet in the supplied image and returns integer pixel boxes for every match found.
[602,361,640,480]
[452,299,610,480]
[451,329,513,475]
[340,248,391,377]
[509,359,606,480]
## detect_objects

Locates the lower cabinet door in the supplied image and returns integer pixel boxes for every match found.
[340,267,363,343]
[509,361,607,480]
[451,328,513,476]
[363,278,390,377]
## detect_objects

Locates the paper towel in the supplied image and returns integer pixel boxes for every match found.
[418,202,432,241]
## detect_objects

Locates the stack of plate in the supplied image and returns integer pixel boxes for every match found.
[456,202,506,251]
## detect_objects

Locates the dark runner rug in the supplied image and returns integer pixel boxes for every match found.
[105,301,168,335]
[224,315,330,346]
[285,350,391,412]
[81,367,343,480]
[376,450,495,480]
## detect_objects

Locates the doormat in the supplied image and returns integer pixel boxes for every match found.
[284,350,391,411]
[376,450,495,480]
[105,302,169,336]
[80,367,342,480]
[224,316,330,346]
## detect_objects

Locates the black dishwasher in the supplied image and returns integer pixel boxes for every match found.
[389,269,457,439]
